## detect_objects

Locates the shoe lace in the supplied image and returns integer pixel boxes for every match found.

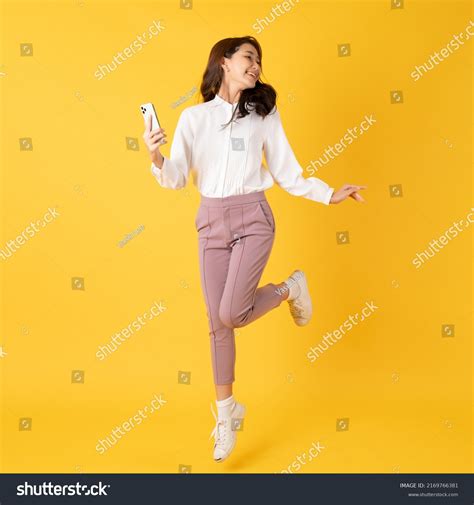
[209,402,228,446]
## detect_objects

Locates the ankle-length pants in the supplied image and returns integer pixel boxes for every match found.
[194,190,285,385]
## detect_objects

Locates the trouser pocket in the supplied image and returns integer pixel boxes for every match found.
[195,205,210,235]
[257,200,275,232]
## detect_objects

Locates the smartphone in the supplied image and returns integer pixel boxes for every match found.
[140,102,161,131]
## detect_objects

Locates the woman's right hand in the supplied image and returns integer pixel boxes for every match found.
[143,113,167,166]
[329,184,367,204]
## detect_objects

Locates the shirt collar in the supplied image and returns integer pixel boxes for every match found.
[209,93,239,108]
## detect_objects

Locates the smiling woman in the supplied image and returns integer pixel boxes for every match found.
[200,36,275,129]
[142,35,366,465]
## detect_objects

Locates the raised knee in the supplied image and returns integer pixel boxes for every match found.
[219,305,244,329]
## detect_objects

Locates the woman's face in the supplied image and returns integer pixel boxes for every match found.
[222,42,261,90]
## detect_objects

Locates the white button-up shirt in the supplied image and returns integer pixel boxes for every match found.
[151,93,334,205]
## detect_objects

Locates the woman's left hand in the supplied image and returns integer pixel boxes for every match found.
[330,184,367,204]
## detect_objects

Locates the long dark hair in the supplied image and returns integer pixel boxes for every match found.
[200,36,277,129]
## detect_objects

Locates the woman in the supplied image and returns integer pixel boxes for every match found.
[143,36,366,463]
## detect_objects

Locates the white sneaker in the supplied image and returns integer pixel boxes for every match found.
[209,400,246,462]
[286,270,313,326]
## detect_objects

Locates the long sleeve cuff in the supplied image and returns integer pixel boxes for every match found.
[151,157,186,189]
[322,186,335,205]
[150,108,192,190]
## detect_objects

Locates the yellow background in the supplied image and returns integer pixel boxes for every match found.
[0,0,472,473]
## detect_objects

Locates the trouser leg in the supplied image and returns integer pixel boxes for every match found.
[219,200,284,329]
[197,230,236,385]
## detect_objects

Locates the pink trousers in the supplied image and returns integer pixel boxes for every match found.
[195,190,285,385]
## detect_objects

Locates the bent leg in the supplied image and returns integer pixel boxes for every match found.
[219,213,284,329]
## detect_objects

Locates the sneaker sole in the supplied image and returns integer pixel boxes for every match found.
[214,403,246,463]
